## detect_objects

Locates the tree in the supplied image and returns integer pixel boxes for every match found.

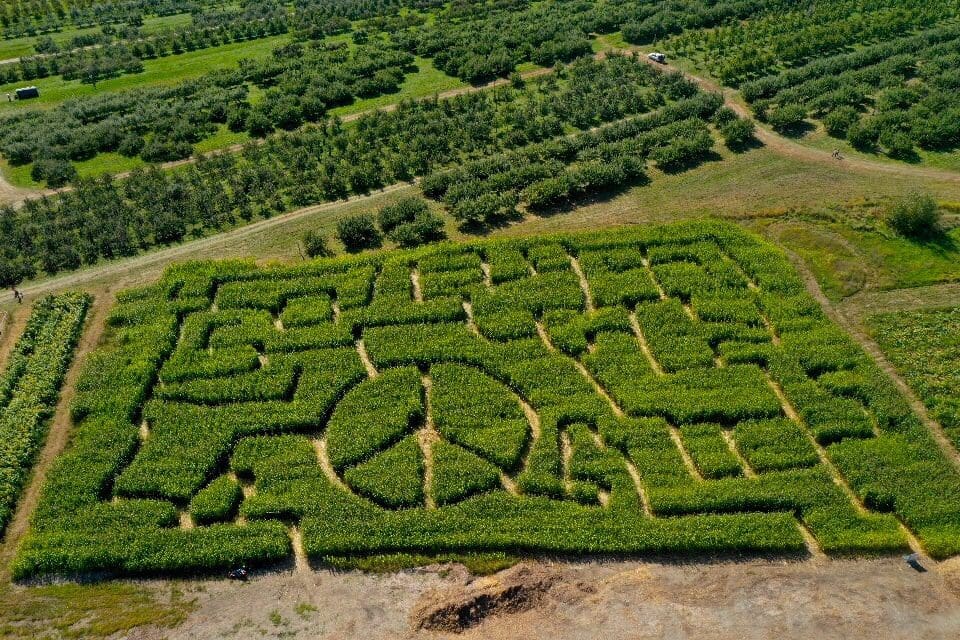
[336,214,380,252]
[389,211,446,248]
[246,108,274,137]
[0,258,34,288]
[824,106,859,139]
[879,129,914,160]
[118,133,145,157]
[712,107,738,127]
[31,157,76,188]
[522,175,572,210]
[720,118,756,150]
[847,118,879,151]
[766,104,807,134]
[885,192,940,238]
[377,197,429,234]
[651,131,714,172]
[301,230,332,258]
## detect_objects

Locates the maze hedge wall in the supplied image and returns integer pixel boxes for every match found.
[15,221,960,578]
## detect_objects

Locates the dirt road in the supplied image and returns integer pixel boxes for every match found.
[16,181,415,298]
[117,556,960,640]
[637,54,960,185]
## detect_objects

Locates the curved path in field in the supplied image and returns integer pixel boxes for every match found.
[637,54,960,184]
[780,246,960,473]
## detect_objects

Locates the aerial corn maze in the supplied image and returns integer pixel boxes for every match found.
[14,220,960,578]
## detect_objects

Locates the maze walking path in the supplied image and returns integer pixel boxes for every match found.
[781,247,960,475]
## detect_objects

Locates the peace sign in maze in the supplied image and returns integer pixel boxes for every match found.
[16,221,960,578]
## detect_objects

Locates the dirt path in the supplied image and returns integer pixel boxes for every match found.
[17,181,414,298]
[637,54,960,184]
[0,306,26,374]
[0,292,109,574]
[780,247,960,471]
[0,171,40,206]
[135,556,960,640]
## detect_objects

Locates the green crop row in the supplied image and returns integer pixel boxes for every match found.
[0,292,89,535]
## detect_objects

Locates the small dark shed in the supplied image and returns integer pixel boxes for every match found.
[15,86,39,100]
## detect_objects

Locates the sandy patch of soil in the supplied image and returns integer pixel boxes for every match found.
[123,555,960,640]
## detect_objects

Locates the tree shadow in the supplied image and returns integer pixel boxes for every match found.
[725,135,764,154]
[909,228,958,256]
[657,150,725,175]
[886,148,922,164]
[774,121,815,138]
[458,208,526,237]
[526,174,653,217]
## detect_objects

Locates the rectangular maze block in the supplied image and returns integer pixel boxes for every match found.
[15,221,960,579]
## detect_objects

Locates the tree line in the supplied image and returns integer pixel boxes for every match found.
[0,39,417,185]
[0,55,723,280]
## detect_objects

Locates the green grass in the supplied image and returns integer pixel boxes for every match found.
[767,220,960,300]
[0,33,289,114]
[329,57,464,118]
[193,124,252,153]
[0,582,195,639]
[75,152,144,179]
[0,27,100,61]
[868,306,960,448]
[0,13,195,62]
[592,32,630,53]
[1,159,40,188]
[5,152,144,188]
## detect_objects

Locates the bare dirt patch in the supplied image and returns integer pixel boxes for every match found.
[117,556,960,640]
[411,563,591,633]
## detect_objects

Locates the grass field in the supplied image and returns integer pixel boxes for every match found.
[766,221,960,301]
[869,307,960,449]
[0,12,195,62]
[0,33,290,115]
[329,57,464,118]
[13,220,960,580]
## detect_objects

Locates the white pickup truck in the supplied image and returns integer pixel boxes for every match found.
[647,52,666,64]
